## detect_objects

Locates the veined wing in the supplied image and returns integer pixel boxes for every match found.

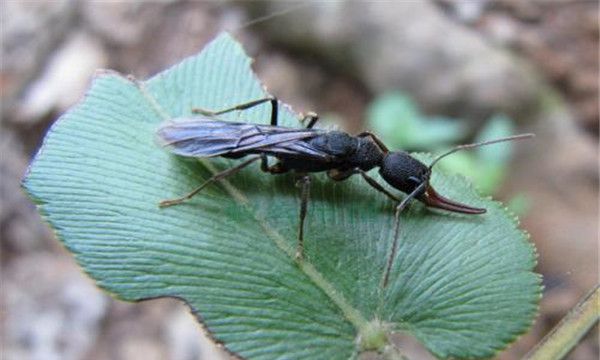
[156,117,329,158]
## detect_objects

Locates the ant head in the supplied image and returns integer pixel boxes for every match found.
[377,133,534,214]
[379,151,430,196]
[379,151,485,214]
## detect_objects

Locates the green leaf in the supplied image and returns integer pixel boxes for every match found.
[367,92,465,150]
[23,33,540,359]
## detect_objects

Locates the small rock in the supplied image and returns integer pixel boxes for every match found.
[2,254,109,360]
[17,32,107,122]
[166,307,231,360]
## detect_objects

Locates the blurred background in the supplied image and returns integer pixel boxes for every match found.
[1,1,597,359]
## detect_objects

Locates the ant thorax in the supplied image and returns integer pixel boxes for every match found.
[351,138,385,171]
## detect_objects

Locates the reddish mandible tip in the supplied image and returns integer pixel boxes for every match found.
[422,185,486,214]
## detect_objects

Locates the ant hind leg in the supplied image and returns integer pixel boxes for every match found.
[159,156,261,207]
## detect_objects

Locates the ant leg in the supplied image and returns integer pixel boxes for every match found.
[381,181,427,289]
[327,168,355,181]
[259,154,288,174]
[260,154,270,172]
[356,131,389,153]
[295,174,311,260]
[358,170,401,202]
[192,97,279,126]
[302,112,319,129]
[327,168,399,202]
[268,98,278,126]
[159,156,261,207]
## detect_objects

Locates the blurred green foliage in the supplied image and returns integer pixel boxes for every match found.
[368,92,465,150]
[367,92,529,214]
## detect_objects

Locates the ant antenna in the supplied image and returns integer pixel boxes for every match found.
[231,3,313,33]
[428,133,535,171]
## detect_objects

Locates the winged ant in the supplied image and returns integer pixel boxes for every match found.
[156,97,533,287]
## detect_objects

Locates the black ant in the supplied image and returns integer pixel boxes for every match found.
[157,97,533,287]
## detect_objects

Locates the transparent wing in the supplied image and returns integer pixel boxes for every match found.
[156,117,330,159]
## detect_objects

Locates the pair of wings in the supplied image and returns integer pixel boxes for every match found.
[156,117,331,159]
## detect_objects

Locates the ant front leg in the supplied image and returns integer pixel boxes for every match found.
[358,170,401,203]
[192,97,279,126]
[327,168,401,203]
[381,181,427,289]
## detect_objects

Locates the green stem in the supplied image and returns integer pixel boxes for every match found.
[382,345,410,360]
[525,284,599,360]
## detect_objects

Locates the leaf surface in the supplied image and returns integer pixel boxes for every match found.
[24,33,540,359]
